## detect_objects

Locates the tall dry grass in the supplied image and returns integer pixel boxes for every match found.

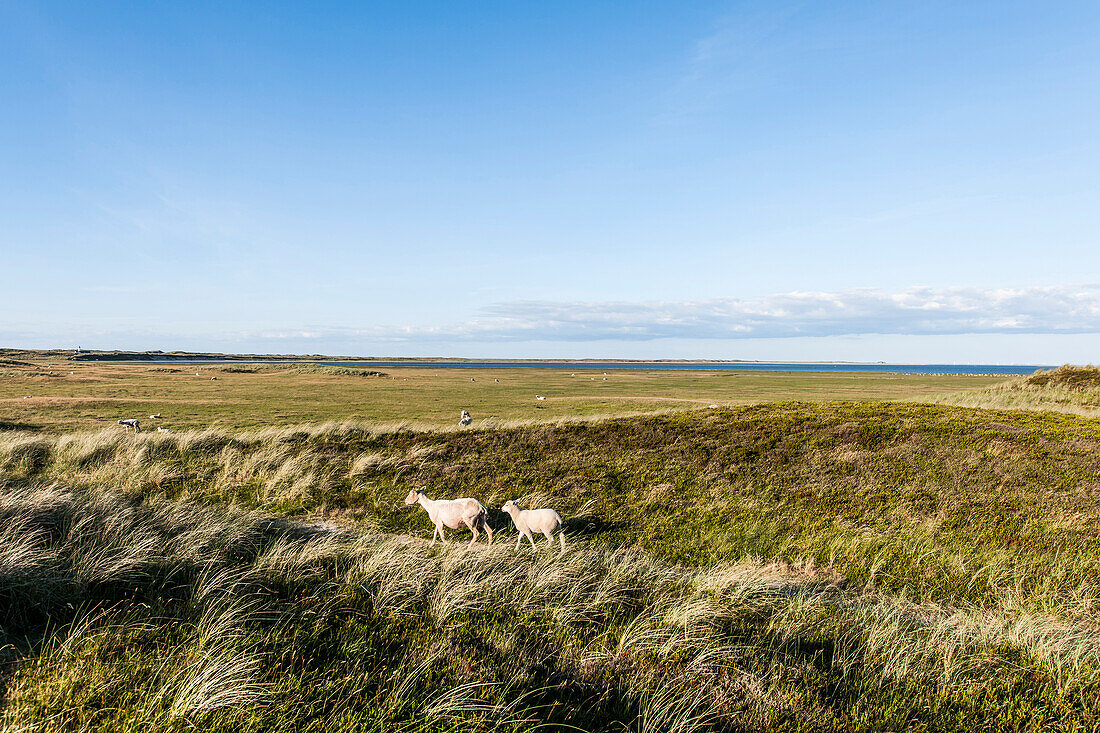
[927,364,1100,416]
[3,482,1100,730]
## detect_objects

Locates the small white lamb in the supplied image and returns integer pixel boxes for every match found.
[501,500,565,552]
[404,488,493,547]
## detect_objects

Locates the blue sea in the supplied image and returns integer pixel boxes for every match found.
[137,360,1049,376]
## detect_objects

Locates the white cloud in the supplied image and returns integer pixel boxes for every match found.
[347,284,1100,343]
[5,285,1098,352]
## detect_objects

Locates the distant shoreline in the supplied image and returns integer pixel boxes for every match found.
[0,348,1044,367]
[0,349,1048,375]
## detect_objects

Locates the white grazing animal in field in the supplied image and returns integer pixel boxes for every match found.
[404,488,493,547]
[535,395,546,401]
[118,418,141,433]
[501,500,565,552]
[149,413,162,419]
[210,376,217,380]
[157,427,172,433]
[459,410,472,426]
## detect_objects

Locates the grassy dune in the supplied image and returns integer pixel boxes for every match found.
[2,481,1098,732]
[4,402,1100,607]
[929,365,1100,417]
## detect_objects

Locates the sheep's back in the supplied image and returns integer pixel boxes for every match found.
[524,508,562,533]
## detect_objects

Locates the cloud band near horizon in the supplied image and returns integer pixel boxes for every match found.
[326,284,1100,343]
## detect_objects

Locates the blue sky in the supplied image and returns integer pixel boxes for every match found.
[2,1,1098,361]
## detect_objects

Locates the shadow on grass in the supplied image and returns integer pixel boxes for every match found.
[0,422,40,432]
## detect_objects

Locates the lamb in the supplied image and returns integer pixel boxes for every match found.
[117,418,141,433]
[501,500,565,552]
[459,410,473,426]
[404,488,493,547]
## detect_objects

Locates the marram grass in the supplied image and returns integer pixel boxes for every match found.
[1,482,1098,731]
[3,400,1100,730]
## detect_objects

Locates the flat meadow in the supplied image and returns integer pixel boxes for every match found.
[2,354,1099,732]
[0,354,1004,433]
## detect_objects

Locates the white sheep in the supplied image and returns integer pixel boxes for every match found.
[117,418,141,433]
[459,410,473,426]
[404,489,493,547]
[501,500,565,552]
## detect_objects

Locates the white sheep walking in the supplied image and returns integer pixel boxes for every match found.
[404,488,493,547]
[501,500,565,552]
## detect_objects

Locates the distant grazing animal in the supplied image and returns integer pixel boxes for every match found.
[708,404,718,409]
[210,376,217,380]
[404,488,493,547]
[494,379,498,383]
[157,427,172,433]
[196,372,201,377]
[118,418,141,433]
[459,410,472,426]
[149,413,162,419]
[471,378,475,381]
[535,395,546,401]
[501,500,565,552]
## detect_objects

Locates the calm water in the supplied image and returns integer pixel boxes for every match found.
[125,360,1050,375]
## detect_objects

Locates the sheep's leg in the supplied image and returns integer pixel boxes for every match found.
[483,518,494,546]
[465,518,479,547]
[515,532,522,551]
[542,529,554,548]
[525,530,537,550]
[437,524,447,544]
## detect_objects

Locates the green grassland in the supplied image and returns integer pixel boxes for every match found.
[0,356,1006,433]
[3,362,1100,731]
